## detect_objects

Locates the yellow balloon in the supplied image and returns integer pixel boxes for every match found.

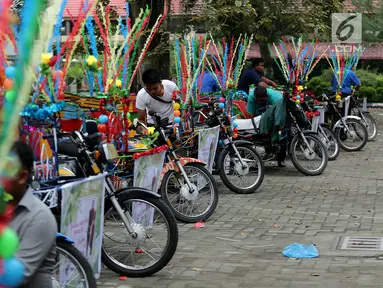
[296,99,301,104]
[173,103,180,110]
[336,95,341,101]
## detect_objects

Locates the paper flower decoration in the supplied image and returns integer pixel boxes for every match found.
[41,53,52,65]
[86,55,97,66]
[147,127,155,135]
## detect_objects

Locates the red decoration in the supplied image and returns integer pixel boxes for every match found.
[132,145,168,160]
[97,124,107,133]
[305,111,321,120]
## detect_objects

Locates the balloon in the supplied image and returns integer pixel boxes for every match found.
[336,95,341,101]
[233,133,238,138]
[173,103,180,110]
[52,70,64,81]
[219,97,225,103]
[97,124,107,133]
[233,122,238,128]
[98,114,108,124]
[0,257,25,287]
[5,90,17,103]
[174,116,181,123]
[292,96,297,101]
[296,100,301,104]
[296,95,301,100]
[5,67,16,79]
[0,228,19,258]
[233,128,238,133]
[218,103,225,108]
[174,110,181,117]
[3,78,13,90]
[300,93,305,98]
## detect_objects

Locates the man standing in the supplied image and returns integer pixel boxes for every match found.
[331,68,361,96]
[136,69,179,126]
[238,58,278,93]
[6,141,57,288]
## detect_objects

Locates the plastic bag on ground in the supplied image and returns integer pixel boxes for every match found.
[282,243,319,258]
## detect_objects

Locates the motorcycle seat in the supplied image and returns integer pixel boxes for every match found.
[236,116,261,131]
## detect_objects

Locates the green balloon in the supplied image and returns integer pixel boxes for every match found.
[5,90,17,103]
[0,227,19,258]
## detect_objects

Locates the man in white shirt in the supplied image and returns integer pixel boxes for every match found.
[136,69,179,127]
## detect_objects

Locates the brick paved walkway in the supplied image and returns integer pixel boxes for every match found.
[99,111,383,288]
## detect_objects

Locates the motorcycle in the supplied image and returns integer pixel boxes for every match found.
[235,95,329,176]
[193,101,265,194]
[38,130,179,278]
[319,94,368,151]
[349,89,377,141]
[133,111,219,223]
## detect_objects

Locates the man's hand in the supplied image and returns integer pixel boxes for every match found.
[136,125,148,135]
[271,81,279,89]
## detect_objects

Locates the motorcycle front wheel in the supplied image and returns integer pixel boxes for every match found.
[335,119,368,151]
[290,134,328,176]
[102,194,178,277]
[318,125,340,161]
[161,162,219,223]
[218,144,265,194]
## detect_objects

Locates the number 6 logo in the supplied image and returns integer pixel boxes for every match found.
[336,14,357,41]
[332,13,362,44]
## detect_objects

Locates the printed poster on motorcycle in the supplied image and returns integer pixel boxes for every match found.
[198,126,220,173]
[133,151,166,227]
[60,173,106,280]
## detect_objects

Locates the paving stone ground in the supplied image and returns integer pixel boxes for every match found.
[99,110,383,288]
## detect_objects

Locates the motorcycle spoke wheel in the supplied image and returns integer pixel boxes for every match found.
[102,198,177,277]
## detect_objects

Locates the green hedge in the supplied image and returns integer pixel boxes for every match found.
[307,69,383,103]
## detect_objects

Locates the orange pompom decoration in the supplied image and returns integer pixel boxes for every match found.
[3,78,13,90]
[97,124,107,133]
[174,110,181,117]
[52,70,64,81]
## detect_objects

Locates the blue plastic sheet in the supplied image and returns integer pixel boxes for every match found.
[282,243,319,259]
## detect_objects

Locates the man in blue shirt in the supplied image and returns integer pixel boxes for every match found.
[200,71,221,93]
[331,68,361,95]
[238,58,278,93]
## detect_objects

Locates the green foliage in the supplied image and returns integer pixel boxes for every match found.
[186,0,344,42]
[307,68,383,102]
[359,86,378,102]
[67,64,84,80]
[352,0,383,42]
[375,87,383,102]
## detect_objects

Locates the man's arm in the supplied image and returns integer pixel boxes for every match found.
[17,212,57,284]
[261,76,278,88]
[258,81,269,88]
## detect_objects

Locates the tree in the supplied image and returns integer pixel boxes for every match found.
[128,0,171,82]
[182,0,344,61]
[351,0,383,42]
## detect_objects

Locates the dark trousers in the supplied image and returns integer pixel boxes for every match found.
[277,144,287,163]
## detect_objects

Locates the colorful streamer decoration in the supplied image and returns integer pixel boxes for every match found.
[326,44,364,100]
